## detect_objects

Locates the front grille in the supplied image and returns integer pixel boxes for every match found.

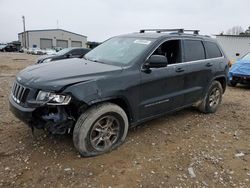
[11,82,30,104]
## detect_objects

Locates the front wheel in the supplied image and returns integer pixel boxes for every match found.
[73,103,129,157]
[198,81,223,114]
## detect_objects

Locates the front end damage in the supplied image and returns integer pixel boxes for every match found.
[30,100,89,134]
[32,105,75,134]
[10,78,92,135]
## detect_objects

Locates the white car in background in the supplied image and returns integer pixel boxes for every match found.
[27,48,34,54]
[45,49,57,55]
[33,48,46,55]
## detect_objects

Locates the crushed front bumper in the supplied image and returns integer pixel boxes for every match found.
[9,95,76,134]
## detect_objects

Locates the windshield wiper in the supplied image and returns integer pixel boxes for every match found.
[87,58,106,64]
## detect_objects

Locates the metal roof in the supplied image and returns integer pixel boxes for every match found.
[18,29,87,38]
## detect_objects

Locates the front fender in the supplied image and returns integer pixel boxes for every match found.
[63,80,101,104]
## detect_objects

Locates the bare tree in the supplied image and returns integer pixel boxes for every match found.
[226,26,244,35]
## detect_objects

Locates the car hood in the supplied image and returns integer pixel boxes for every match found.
[229,60,250,77]
[17,58,122,91]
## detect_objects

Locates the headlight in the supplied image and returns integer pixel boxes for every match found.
[36,91,71,105]
[43,58,52,63]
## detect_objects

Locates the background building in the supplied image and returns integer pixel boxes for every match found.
[216,34,250,61]
[18,29,87,49]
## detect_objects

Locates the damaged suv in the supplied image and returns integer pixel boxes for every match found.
[9,29,229,157]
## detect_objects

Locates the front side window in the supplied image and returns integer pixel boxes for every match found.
[204,41,222,59]
[183,40,205,62]
[152,40,182,64]
[85,37,155,66]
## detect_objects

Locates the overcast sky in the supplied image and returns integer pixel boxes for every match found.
[0,0,250,43]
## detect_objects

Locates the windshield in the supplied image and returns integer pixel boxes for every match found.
[56,48,72,55]
[85,37,155,66]
[242,53,250,61]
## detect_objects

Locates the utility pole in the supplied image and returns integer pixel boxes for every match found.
[22,16,26,48]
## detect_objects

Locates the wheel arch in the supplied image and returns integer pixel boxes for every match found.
[213,76,227,93]
[87,97,134,124]
[201,75,227,101]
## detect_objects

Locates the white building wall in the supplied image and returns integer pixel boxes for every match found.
[18,29,87,49]
[216,35,250,61]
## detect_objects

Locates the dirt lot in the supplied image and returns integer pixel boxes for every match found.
[0,52,249,188]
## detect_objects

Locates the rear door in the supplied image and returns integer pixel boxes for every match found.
[182,39,213,105]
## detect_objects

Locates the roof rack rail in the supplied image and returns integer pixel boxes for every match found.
[184,30,200,35]
[139,29,200,35]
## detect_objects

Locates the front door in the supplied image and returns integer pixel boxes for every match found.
[139,39,187,120]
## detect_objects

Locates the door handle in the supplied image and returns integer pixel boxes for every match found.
[206,63,213,67]
[175,67,184,73]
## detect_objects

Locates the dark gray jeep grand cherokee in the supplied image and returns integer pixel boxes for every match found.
[9,29,229,157]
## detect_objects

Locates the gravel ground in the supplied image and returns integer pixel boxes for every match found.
[0,52,249,188]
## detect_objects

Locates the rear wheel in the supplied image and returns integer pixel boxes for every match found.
[198,81,223,113]
[73,103,128,157]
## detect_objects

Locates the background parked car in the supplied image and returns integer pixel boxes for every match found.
[0,44,7,51]
[44,48,57,55]
[26,48,34,54]
[0,44,18,52]
[32,48,46,55]
[228,52,250,87]
[54,47,63,52]
[36,47,91,64]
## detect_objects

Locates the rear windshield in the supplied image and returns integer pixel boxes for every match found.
[85,37,155,66]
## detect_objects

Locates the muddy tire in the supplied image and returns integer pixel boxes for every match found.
[198,81,223,114]
[73,103,129,157]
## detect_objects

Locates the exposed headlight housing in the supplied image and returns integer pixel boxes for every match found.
[36,91,71,105]
[43,58,52,63]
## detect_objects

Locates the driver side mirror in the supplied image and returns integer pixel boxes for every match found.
[144,55,168,69]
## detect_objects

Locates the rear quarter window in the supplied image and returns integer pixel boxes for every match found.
[204,41,222,59]
[183,40,205,62]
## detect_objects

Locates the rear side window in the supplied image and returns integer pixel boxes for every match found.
[204,41,222,59]
[71,49,83,55]
[183,40,205,62]
[82,49,90,54]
